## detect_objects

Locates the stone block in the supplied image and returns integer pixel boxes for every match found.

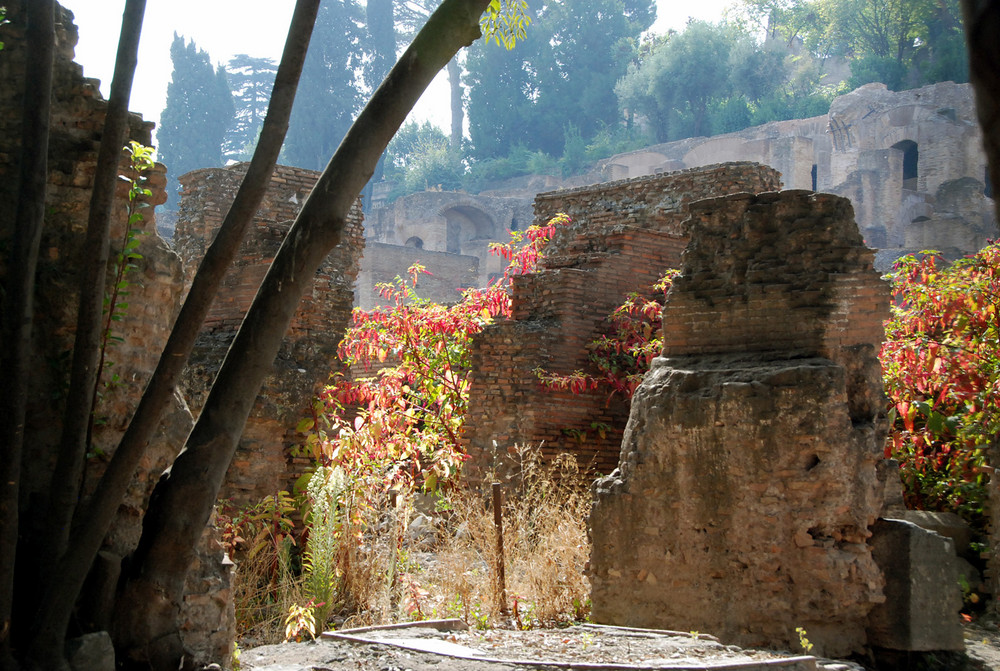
[588,190,890,659]
[892,510,974,558]
[867,518,964,651]
[66,631,115,671]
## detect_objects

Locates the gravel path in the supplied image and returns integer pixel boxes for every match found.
[238,620,860,671]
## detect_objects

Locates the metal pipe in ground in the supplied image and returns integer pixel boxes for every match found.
[492,482,508,614]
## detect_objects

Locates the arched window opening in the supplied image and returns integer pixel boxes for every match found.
[811,164,818,192]
[405,236,424,249]
[442,206,495,255]
[892,140,918,190]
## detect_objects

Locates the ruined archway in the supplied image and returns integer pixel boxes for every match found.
[892,139,919,190]
[442,204,495,255]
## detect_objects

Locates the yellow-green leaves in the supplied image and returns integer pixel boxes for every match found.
[480,0,531,50]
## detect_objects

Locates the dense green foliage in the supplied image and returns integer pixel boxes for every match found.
[383,121,463,195]
[465,0,654,161]
[153,0,970,201]
[463,0,968,185]
[157,33,233,208]
[282,0,368,170]
[223,54,278,162]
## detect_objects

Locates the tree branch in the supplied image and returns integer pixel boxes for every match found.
[114,0,489,666]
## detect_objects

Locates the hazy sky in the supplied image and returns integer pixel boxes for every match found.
[59,0,733,141]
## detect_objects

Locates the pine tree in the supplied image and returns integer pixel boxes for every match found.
[283,0,367,170]
[224,54,278,162]
[158,33,234,208]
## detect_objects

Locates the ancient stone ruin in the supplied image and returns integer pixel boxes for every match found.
[174,164,364,506]
[364,190,533,306]
[462,163,781,478]
[367,82,995,300]
[0,4,234,664]
[1,3,987,666]
[586,189,954,657]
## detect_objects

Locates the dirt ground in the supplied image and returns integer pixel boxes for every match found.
[236,619,1000,671]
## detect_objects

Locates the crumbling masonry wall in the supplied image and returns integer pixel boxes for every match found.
[0,3,232,665]
[462,164,782,478]
[588,190,890,657]
[174,164,364,505]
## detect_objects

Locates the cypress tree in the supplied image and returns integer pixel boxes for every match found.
[224,54,278,162]
[158,33,234,208]
[283,0,367,170]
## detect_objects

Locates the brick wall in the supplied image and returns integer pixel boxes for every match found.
[662,190,888,362]
[174,164,364,505]
[462,163,783,479]
[588,189,890,657]
[0,3,237,665]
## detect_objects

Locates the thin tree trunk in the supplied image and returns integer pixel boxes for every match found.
[40,0,145,587]
[961,0,1000,225]
[26,1,321,666]
[0,2,55,669]
[113,0,489,666]
[363,0,394,210]
[448,56,464,154]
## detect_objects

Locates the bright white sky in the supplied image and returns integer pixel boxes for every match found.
[60,0,733,145]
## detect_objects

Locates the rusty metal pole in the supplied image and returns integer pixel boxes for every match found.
[492,482,508,615]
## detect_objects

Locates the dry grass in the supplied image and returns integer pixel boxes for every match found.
[231,537,307,646]
[423,446,593,627]
[229,445,593,645]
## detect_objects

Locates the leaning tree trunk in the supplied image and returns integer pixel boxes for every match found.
[961,0,1000,225]
[39,0,146,591]
[25,1,321,667]
[448,56,464,153]
[112,0,490,667]
[0,1,55,669]
[960,0,1000,617]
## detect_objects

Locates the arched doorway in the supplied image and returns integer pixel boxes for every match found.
[442,205,495,255]
[892,140,919,190]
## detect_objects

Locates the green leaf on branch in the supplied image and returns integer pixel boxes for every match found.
[480,0,531,50]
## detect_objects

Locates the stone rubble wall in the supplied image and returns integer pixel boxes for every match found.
[588,190,891,658]
[357,241,480,308]
[174,164,364,506]
[601,82,995,266]
[0,3,232,666]
[462,164,782,479]
[366,190,534,294]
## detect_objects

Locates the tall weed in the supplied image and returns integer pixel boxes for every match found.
[428,446,592,627]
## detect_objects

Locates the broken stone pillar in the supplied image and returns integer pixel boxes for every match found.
[867,519,964,651]
[588,190,891,658]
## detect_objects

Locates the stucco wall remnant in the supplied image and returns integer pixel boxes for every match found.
[461,163,782,479]
[588,190,890,658]
[0,3,231,665]
[357,241,480,308]
[365,190,534,300]
[174,164,364,506]
[602,82,995,266]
